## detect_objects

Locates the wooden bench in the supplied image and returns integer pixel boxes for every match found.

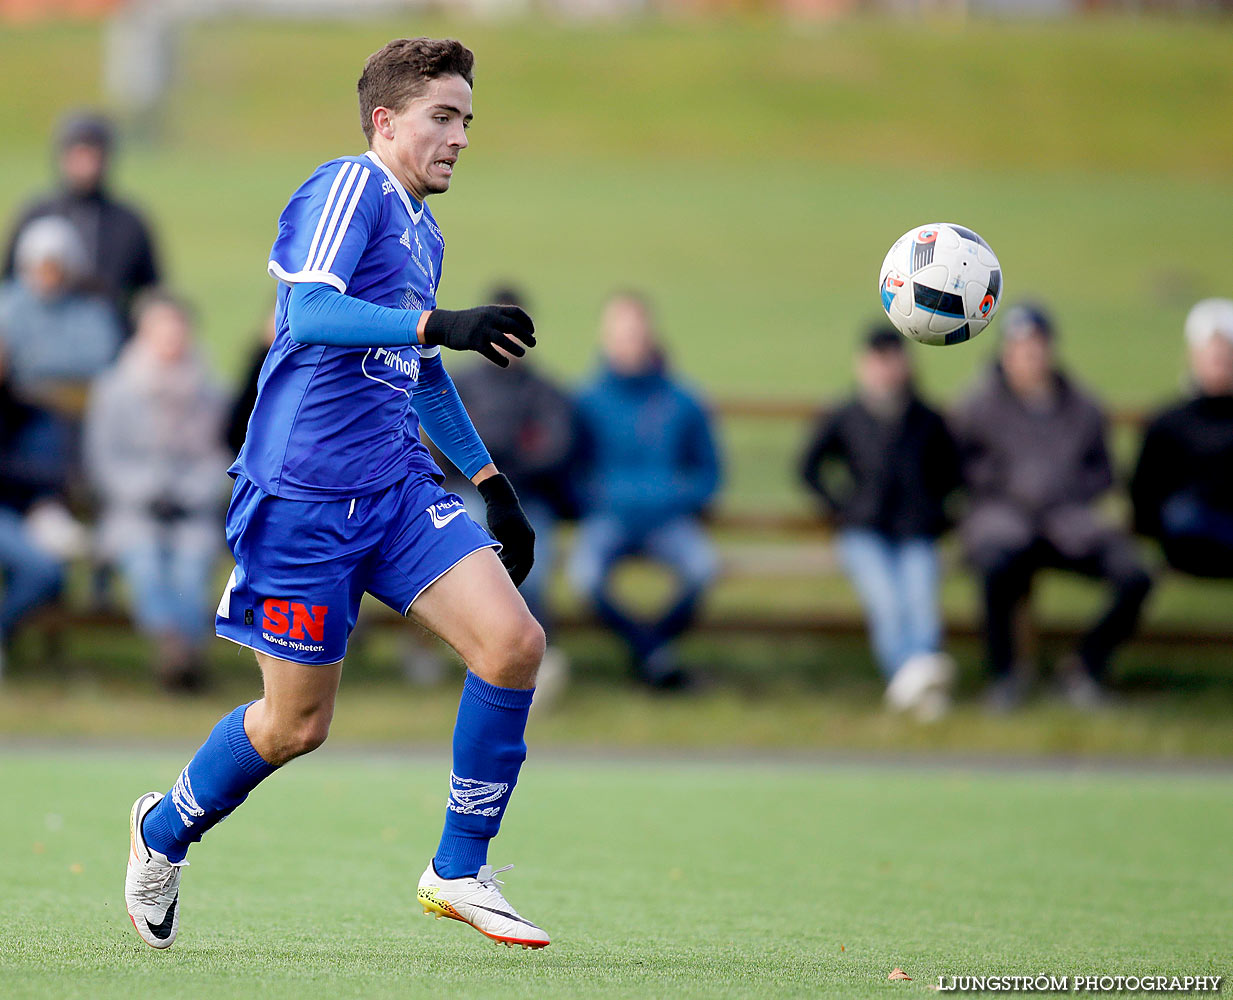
[17,396,1233,660]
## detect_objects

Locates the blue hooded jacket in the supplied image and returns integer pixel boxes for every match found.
[574,364,721,525]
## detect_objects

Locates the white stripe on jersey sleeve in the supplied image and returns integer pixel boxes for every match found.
[319,167,370,274]
[311,163,361,272]
[302,163,351,271]
[267,259,346,294]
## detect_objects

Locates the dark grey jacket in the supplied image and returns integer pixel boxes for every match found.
[952,365,1117,562]
[449,361,579,518]
[799,393,960,540]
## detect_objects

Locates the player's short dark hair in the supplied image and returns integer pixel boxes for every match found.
[358,38,475,144]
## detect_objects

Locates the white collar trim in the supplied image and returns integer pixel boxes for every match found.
[364,150,424,224]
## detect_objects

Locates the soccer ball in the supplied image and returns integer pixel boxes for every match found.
[878,223,1002,346]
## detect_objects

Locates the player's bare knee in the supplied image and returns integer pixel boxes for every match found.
[291,715,332,757]
[252,709,332,765]
[477,615,545,688]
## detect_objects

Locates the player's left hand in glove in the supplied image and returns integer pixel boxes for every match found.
[477,473,535,586]
[422,306,535,368]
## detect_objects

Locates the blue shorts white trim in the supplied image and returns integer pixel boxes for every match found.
[215,473,497,665]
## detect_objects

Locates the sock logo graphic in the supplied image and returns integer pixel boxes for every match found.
[447,771,509,817]
[171,769,205,828]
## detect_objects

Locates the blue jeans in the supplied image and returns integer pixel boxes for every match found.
[0,508,63,634]
[459,488,558,630]
[837,529,941,679]
[569,514,718,669]
[121,537,218,643]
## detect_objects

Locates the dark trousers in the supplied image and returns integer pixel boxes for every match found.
[1158,491,1233,578]
[979,537,1152,679]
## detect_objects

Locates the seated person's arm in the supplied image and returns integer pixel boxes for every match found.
[798,411,843,508]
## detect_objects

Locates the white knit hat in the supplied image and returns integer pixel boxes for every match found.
[1184,298,1233,348]
[14,216,87,280]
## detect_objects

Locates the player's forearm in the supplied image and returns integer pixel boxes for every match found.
[413,353,493,481]
[286,281,423,348]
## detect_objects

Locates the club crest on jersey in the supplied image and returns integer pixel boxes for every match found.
[447,771,509,817]
[400,284,425,312]
[427,497,466,529]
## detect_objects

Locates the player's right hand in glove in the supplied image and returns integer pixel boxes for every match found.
[421,306,535,368]
[477,473,535,586]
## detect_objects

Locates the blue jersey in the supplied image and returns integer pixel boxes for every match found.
[233,150,448,500]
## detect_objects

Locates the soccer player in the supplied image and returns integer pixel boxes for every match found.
[124,38,550,951]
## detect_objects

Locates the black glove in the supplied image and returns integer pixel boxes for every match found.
[477,473,535,586]
[422,305,535,368]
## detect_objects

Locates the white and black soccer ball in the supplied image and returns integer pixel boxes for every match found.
[878,223,1002,346]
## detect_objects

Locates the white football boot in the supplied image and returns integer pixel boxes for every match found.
[125,792,187,949]
[417,861,550,949]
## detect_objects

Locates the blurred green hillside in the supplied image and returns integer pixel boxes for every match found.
[0,14,1231,409]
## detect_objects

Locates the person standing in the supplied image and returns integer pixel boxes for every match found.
[3,111,160,329]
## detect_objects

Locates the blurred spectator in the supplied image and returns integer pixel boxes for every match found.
[3,111,161,329]
[568,293,721,690]
[799,327,961,720]
[0,346,67,674]
[449,285,577,706]
[225,309,277,456]
[0,215,122,490]
[85,291,228,692]
[953,304,1152,711]
[1131,298,1233,578]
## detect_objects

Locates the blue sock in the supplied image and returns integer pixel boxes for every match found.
[433,672,534,879]
[142,702,277,863]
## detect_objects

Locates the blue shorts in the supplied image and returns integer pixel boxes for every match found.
[215,473,497,665]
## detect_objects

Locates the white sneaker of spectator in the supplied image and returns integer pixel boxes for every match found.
[886,653,956,722]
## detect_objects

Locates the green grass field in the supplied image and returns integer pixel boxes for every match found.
[1,749,1230,999]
